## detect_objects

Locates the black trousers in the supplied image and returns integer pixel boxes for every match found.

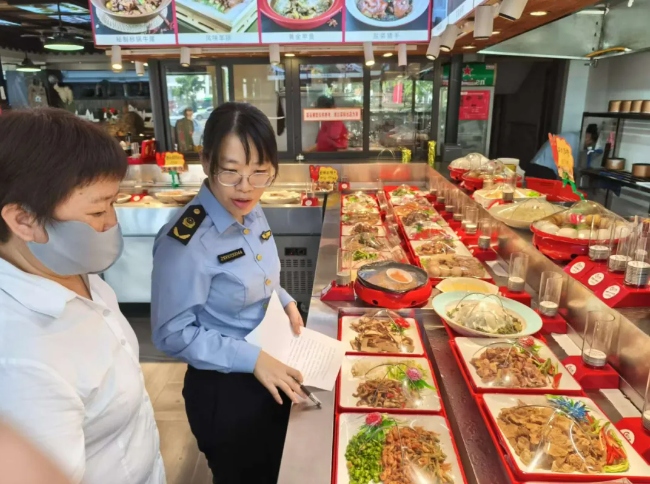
[183,365,291,484]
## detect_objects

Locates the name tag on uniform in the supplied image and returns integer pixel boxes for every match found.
[261,230,272,241]
[218,248,245,263]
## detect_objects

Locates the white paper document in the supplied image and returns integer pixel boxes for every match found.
[245,291,345,391]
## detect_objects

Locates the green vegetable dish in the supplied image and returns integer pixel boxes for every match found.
[352,250,379,262]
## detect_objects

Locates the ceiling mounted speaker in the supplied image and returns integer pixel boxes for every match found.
[474,5,494,39]
[499,0,528,20]
[440,24,460,52]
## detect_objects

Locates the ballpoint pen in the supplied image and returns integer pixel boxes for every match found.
[294,378,322,408]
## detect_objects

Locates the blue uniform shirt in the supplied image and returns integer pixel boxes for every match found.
[151,182,295,374]
[531,132,581,176]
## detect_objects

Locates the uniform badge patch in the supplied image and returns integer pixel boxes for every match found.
[218,248,246,263]
[261,230,272,241]
[167,205,206,245]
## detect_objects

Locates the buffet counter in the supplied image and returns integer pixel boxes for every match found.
[278,163,650,484]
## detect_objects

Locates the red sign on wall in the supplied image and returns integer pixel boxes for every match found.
[459,90,490,121]
[303,108,362,122]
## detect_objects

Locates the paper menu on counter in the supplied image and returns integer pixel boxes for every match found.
[245,291,345,391]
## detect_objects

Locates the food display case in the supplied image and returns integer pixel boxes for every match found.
[276,162,650,484]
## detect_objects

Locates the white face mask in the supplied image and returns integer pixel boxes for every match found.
[27,221,124,276]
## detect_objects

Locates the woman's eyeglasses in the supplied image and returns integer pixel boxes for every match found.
[217,170,274,188]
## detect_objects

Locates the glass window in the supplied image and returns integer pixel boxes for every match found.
[166,67,217,154]
[299,63,364,153]
[370,62,434,155]
[233,64,287,152]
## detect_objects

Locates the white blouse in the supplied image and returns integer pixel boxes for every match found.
[0,258,165,484]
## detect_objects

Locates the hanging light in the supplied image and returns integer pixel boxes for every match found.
[16,56,40,72]
[474,5,494,40]
[269,44,280,66]
[397,43,407,66]
[44,33,84,51]
[135,61,145,76]
[426,36,441,60]
[440,24,460,52]
[363,42,375,66]
[180,47,191,67]
[499,0,528,20]
[111,45,122,71]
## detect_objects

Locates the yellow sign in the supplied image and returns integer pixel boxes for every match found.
[165,152,185,166]
[318,167,339,183]
[548,134,575,183]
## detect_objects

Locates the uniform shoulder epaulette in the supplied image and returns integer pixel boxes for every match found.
[167,204,207,246]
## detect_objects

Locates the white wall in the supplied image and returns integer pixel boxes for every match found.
[560,60,590,133]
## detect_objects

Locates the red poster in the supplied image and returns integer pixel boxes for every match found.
[459,90,490,121]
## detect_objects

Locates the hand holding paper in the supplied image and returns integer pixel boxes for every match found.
[246,291,345,391]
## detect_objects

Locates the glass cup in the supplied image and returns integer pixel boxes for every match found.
[465,207,479,235]
[539,271,563,317]
[478,218,494,250]
[453,199,464,222]
[589,216,611,261]
[608,221,633,273]
[445,189,456,214]
[336,248,351,285]
[437,186,446,206]
[507,252,529,292]
[625,232,650,287]
[376,190,388,211]
[582,311,616,368]
[428,177,438,196]
[643,371,650,432]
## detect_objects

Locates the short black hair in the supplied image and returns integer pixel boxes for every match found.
[586,123,599,143]
[316,95,335,109]
[202,102,278,177]
[183,108,193,116]
[0,109,127,243]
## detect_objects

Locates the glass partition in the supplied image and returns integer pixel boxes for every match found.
[299,63,364,153]
[165,66,217,154]
[369,61,433,155]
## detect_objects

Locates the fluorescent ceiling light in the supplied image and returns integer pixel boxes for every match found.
[0,19,20,26]
[16,56,40,72]
[44,33,84,51]
[530,11,548,16]
[383,52,393,57]
[284,52,295,57]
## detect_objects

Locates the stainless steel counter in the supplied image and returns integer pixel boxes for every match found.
[278,163,649,484]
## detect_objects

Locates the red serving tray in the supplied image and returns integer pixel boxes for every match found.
[477,394,650,483]
[448,339,585,397]
[331,412,470,484]
[335,355,443,415]
[337,310,427,358]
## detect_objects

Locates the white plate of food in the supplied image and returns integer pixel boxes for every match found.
[341,212,383,225]
[115,193,132,204]
[339,355,441,412]
[341,223,386,237]
[336,413,465,484]
[420,254,490,280]
[341,234,391,251]
[411,239,472,257]
[340,311,424,355]
[343,192,378,207]
[455,337,581,392]
[432,291,542,338]
[483,393,650,479]
[261,190,301,204]
[435,277,499,295]
[342,201,380,214]
[404,222,457,241]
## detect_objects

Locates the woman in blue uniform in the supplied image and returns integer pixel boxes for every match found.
[151,102,305,484]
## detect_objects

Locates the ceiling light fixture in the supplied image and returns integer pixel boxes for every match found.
[463,45,476,49]
[499,0,528,20]
[397,43,407,66]
[474,5,494,40]
[269,44,280,66]
[180,46,191,67]
[440,24,460,52]
[426,36,441,60]
[530,10,548,16]
[16,56,40,72]
[111,45,122,70]
[135,61,145,76]
[363,41,375,66]
[383,52,393,57]
[284,52,295,57]
[44,2,84,51]
[492,30,501,34]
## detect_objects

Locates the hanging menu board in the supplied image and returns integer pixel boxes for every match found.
[258,0,343,43]
[89,0,177,46]
[175,0,259,44]
[344,0,430,42]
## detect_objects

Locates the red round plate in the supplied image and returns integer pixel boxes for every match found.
[259,0,343,29]
[354,278,432,309]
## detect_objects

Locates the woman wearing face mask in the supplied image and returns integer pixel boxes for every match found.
[0,109,165,484]
[151,102,304,484]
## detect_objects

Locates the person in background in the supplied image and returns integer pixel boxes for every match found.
[116,103,145,138]
[308,94,349,152]
[151,102,304,484]
[176,107,195,152]
[530,124,599,177]
[0,109,165,484]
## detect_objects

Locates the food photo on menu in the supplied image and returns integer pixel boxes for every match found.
[90,0,177,45]
[175,0,259,44]
[344,0,430,42]
[258,0,344,43]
